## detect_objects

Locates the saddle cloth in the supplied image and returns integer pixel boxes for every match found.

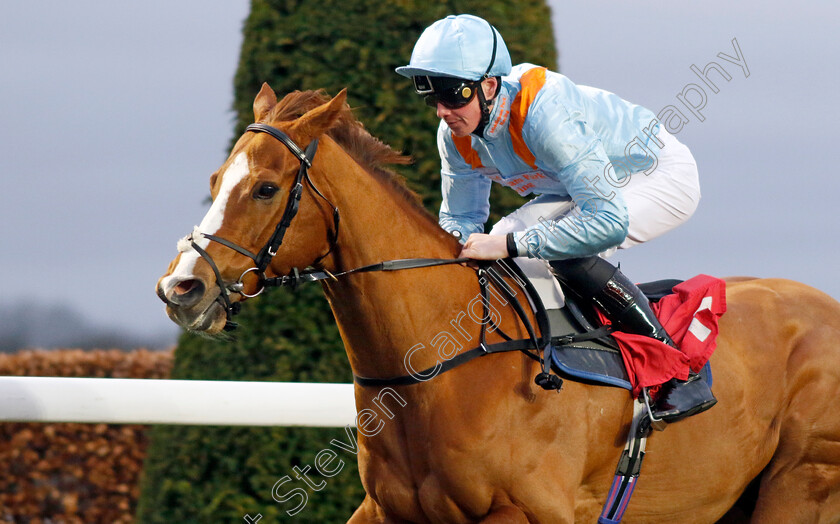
[507,260,723,394]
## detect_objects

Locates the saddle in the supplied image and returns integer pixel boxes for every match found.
[546,278,713,391]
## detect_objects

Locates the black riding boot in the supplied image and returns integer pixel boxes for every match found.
[550,257,717,423]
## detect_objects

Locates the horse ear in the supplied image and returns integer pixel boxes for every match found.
[253,83,277,122]
[289,89,348,144]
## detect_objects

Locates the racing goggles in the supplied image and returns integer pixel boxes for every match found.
[413,75,480,109]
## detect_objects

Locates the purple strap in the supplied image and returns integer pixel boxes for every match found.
[598,399,649,523]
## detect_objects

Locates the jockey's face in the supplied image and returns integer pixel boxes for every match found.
[436,77,497,137]
[436,96,480,137]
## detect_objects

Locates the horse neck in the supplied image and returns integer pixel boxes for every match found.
[315,139,478,378]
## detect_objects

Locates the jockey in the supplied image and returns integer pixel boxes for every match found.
[396,14,716,423]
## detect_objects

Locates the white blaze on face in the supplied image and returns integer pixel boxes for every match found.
[162,152,251,295]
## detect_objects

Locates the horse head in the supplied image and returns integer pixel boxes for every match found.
[157,83,349,334]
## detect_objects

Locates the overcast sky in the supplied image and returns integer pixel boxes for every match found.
[1,1,838,347]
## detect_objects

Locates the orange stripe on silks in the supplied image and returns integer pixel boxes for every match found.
[452,133,483,169]
[509,67,547,170]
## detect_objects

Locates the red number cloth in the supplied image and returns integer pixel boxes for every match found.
[599,274,727,397]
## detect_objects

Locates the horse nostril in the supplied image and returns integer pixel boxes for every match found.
[168,278,206,308]
[175,279,199,295]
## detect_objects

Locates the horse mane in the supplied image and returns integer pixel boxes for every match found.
[266,90,431,216]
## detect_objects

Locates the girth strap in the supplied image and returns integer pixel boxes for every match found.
[354,339,540,388]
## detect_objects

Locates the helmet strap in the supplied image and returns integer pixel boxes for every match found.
[482,24,498,78]
[472,23,500,138]
[471,77,502,138]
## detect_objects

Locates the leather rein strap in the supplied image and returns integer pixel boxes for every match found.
[261,257,472,288]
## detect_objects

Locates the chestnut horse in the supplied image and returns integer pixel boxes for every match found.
[157,84,840,523]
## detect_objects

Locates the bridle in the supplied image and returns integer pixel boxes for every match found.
[177,120,569,391]
[185,123,339,330]
[183,122,472,332]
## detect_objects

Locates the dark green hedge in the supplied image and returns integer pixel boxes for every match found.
[137,1,555,522]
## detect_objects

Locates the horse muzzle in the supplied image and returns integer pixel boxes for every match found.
[157,274,230,334]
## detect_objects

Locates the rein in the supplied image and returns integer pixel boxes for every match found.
[183,123,558,389]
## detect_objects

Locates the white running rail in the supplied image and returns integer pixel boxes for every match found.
[0,377,357,427]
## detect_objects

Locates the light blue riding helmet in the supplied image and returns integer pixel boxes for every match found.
[395,14,512,81]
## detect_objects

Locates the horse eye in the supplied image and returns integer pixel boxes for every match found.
[253,182,279,200]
